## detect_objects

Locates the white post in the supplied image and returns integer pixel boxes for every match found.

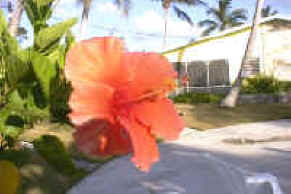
[185,61,189,93]
[207,61,210,87]
[259,23,265,74]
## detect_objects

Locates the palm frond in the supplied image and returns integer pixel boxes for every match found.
[201,23,217,36]
[219,0,231,16]
[203,0,248,32]
[173,5,193,26]
[81,0,93,18]
[231,8,248,21]
[199,19,217,36]
[198,19,216,27]
[262,5,278,17]
[114,0,131,16]
[175,0,208,7]
[271,10,278,16]
[230,21,244,27]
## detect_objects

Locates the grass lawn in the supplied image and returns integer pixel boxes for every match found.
[19,123,74,149]
[176,103,291,130]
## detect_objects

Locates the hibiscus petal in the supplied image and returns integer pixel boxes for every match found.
[121,52,177,99]
[69,83,114,125]
[65,37,132,88]
[74,119,131,156]
[132,99,185,140]
[119,116,159,172]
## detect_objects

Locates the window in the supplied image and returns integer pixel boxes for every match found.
[173,59,230,87]
[209,59,230,86]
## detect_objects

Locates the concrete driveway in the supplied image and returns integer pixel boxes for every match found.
[68,120,291,194]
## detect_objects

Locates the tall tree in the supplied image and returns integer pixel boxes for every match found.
[152,0,205,49]
[77,0,92,41]
[77,0,131,41]
[6,0,60,39]
[199,0,247,36]
[221,0,265,108]
[8,0,24,37]
[262,5,278,18]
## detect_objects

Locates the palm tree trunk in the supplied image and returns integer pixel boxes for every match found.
[220,0,264,108]
[8,0,24,37]
[242,0,264,77]
[78,0,92,41]
[163,7,169,49]
[79,10,88,41]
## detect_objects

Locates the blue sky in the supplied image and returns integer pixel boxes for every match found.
[3,0,291,51]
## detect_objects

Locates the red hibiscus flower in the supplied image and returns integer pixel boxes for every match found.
[65,37,185,172]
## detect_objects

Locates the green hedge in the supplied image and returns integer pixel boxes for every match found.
[171,93,224,104]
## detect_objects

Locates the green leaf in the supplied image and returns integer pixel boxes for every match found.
[65,30,76,52]
[6,54,32,88]
[0,91,25,137]
[33,0,55,7]
[31,52,57,99]
[24,0,52,33]
[0,9,8,35]
[34,18,78,54]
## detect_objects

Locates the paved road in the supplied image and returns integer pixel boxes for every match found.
[68,120,291,194]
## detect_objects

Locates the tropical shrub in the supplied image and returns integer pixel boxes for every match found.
[278,81,291,92]
[241,75,280,94]
[0,0,77,149]
[241,75,291,94]
[33,135,77,176]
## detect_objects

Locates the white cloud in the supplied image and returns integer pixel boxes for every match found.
[133,10,202,38]
[130,10,203,51]
[96,2,119,14]
[54,7,69,16]
[59,0,73,6]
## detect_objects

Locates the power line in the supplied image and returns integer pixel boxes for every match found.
[51,16,193,40]
[91,23,193,39]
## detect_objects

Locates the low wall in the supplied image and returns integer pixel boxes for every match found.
[237,92,291,104]
[172,87,232,96]
[170,88,291,104]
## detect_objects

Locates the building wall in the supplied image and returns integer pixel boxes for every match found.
[262,24,291,81]
[164,21,291,83]
[164,29,261,83]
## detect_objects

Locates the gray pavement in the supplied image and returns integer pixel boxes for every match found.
[68,120,291,194]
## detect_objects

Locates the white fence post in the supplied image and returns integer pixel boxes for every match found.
[207,61,210,87]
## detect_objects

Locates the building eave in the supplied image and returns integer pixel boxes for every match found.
[162,15,291,56]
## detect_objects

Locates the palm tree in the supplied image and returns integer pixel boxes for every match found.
[199,0,247,36]
[77,0,131,41]
[77,0,92,41]
[6,0,60,38]
[221,0,265,108]
[152,0,205,49]
[7,0,24,37]
[262,5,278,18]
